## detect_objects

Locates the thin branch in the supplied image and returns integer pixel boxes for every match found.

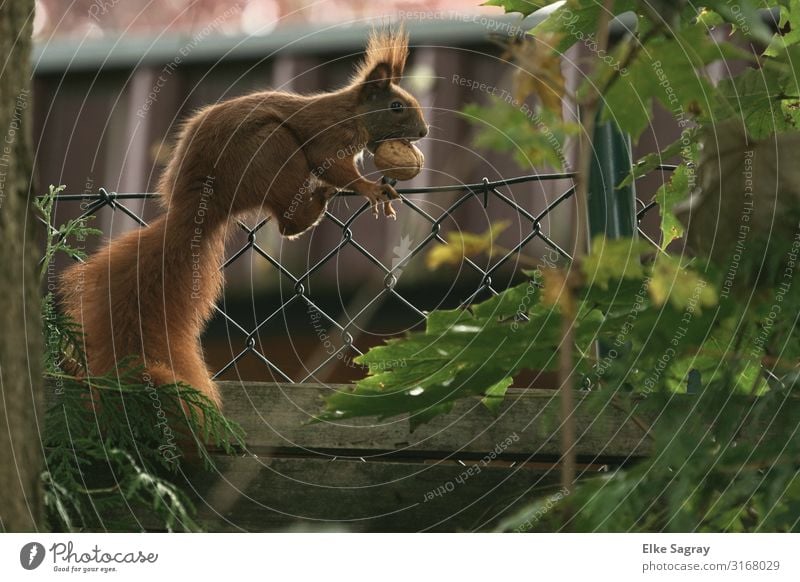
[559,0,616,496]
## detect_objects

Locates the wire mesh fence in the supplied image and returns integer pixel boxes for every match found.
[43,167,672,384]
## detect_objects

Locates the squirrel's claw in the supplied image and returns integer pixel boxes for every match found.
[370,200,395,219]
[365,182,399,220]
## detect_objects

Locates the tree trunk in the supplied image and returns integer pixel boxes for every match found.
[0,0,43,532]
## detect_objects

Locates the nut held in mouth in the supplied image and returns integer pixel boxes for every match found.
[374,139,424,181]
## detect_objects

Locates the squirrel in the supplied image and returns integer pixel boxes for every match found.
[59,28,428,408]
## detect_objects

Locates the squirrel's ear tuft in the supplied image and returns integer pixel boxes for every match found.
[352,25,409,89]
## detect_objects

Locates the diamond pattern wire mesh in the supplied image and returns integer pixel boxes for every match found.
[43,168,671,384]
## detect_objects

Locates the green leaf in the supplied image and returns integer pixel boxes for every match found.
[696,8,725,28]
[619,129,696,188]
[43,364,244,532]
[712,60,800,139]
[602,26,747,140]
[649,256,717,311]
[321,280,566,425]
[654,161,694,250]
[765,0,800,56]
[702,0,773,44]
[482,0,549,17]
[425,308,473,334]
[472,280,540,319]
[36,185,103,280]
[481,377,513,414]
[581,236,649,290]
[532,0,637,53]
[462,100,579,170]
[426,220,510,269]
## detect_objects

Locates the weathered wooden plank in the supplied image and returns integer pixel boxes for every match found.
[218,381,652,460]
[64,380,798,532]
[128,455,568,532]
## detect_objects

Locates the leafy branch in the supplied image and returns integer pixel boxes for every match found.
[317,0,800,531]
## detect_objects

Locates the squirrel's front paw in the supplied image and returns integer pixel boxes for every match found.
[364,182,400,219]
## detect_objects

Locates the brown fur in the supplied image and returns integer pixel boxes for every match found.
[353,27,409,83]
[59,27,428,409]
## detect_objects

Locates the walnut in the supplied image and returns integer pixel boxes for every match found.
[374,140,424,181]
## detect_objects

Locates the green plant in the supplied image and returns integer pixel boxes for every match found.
[318,1,800,531]
[35,185,245,532]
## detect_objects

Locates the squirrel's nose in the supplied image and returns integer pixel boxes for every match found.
[418,126,428,138]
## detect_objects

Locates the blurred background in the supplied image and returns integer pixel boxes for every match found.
[33,0,670,386]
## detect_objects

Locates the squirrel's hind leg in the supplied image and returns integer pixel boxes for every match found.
[244,124,336,237]
[278,183,337,238]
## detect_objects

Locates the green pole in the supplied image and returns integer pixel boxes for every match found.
[586,109,636,239]
[586,109,637,381]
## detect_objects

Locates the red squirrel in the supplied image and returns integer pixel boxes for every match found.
[59,28,428,408]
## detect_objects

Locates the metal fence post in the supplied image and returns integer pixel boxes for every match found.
[586,108,636,240]
[586,109,637,385]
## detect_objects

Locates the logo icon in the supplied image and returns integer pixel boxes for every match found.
[20,542,46,570]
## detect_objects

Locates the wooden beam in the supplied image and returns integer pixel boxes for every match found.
[217,381,652,461]
[125,455,568,532]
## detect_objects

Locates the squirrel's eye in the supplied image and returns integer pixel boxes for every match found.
[390,101,405,113]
